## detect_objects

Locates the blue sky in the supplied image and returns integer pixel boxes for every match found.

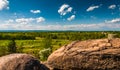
[0,0,120,30]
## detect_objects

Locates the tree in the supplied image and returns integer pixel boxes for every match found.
[39,48,51,61]
[41,37,52,49]
[39,37,52,61]
[8,40,16,53]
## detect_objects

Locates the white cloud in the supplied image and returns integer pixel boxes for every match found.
[58,4,73,16]
[15,17,45,24]
[67,15,75,21]
[1,18,120,30]
[86,5,99,12]
[16,18,35,24]
[0,0,9,10]
[30,10,41,14]
[67,7,72,12]
[105,18,120,23]
[1,22,120,30]
[5,19,14,23]
[36,17,45,23]
[109,5,116,9]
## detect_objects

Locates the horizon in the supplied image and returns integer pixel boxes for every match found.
[0,30,119,32]
[0,0,120,31]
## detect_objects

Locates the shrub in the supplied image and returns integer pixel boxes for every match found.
[39,48,52,61]
[108,34,117,39]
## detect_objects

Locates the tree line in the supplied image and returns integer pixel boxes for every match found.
[0,31,120,40]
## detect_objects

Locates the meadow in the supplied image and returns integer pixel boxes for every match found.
[0,31,120,61]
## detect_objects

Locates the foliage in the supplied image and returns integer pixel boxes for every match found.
[41,37,52,49]
[7,40,16,54]
[0,46,8,56]
[16,42,23,53]
[0,31,120,40]
[39,48,52,61]
[0,31,120,60]
[39,37,52,61]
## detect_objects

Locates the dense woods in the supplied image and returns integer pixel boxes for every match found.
[0,31,120,40]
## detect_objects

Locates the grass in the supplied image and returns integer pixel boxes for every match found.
[0,39,71,58]
[16,39,71,52]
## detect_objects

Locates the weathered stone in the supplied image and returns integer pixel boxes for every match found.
[0,53,49,70]
[47,38,120,70]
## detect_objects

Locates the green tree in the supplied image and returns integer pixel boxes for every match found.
[41,37,52,49]
[39,37,52,61]
[39,48,51,61]
[8,40,16,53]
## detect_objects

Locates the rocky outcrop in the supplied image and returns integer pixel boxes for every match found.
[0,53,49,70]
[47,38,120,70]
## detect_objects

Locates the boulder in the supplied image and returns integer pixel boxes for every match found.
[0,53,49,70]
[47,38,120,70]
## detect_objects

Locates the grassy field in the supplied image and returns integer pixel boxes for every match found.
[0,39,71,59]
[0,31,119,60]
[16,39,71,52]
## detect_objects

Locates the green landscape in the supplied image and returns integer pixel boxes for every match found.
[0,31,119,61]
[0,0,120,69]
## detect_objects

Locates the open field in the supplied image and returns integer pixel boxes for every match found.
[0,31,120,60]
[0,39,71,59]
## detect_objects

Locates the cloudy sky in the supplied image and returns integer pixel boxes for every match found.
[0,0,120,30]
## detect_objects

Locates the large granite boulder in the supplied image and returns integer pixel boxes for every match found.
[0,53,49,70]
[47,38,120,70]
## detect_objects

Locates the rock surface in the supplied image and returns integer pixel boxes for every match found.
[47,38,120,70]
[0,53,49,70]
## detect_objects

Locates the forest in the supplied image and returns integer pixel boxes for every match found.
[0,31,120,61]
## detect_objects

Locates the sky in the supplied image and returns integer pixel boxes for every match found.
[0,0,120,31]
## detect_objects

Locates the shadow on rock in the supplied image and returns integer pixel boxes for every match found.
[0,53,49,70]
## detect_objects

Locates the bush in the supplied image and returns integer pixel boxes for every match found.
[39,48,52,61]
[39,37,53,61]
